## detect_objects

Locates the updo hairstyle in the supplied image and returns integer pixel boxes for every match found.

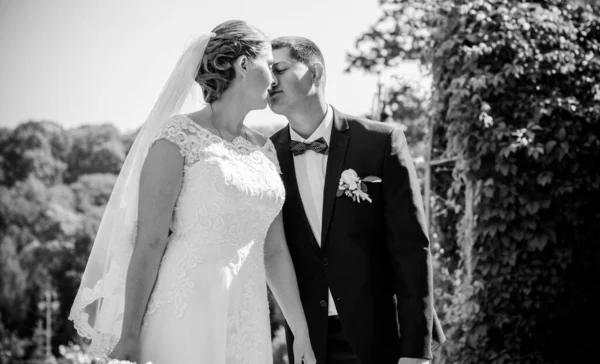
[195,20,269,103]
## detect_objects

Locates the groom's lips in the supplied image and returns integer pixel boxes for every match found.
[269,90,282,99]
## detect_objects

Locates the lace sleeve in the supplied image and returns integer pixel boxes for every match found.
[153,116,191,159]
[263,139,282,174]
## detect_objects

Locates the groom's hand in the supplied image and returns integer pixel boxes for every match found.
[398,358,430,364]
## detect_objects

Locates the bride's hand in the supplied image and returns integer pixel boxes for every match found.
[293,330,317,364]
[108,335,140,363]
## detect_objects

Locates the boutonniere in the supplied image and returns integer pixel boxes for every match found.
[337,168,382,203]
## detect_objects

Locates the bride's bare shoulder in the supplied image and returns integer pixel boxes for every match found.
[182,110,213,130]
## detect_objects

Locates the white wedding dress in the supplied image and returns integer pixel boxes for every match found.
[138,115,284,364]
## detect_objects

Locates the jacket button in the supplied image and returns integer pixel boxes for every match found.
[321,257,329,266]
[320,300,327,308]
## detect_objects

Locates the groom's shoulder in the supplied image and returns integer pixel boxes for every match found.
[270,124,287,140]
[337,109,399,138]
[269,124,288,146]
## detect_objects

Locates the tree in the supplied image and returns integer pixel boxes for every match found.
[348,0,600,363]
[0,121,124,360]
[0,121,70,187]
[376,76,432,167]
[0,128,11,185]
[66,124,125,182]
[0,234,28,331]
[71,173,117,213]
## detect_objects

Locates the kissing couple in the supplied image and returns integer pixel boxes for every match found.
[69,19,446,364]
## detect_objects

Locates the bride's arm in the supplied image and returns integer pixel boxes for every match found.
[264,212,316,364]
[115,139,184,351]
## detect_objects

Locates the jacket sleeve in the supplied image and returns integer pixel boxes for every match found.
[382,126,435,359]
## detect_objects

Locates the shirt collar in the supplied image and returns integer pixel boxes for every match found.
[289,105,333,144]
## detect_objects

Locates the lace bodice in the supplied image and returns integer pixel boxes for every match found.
[138,115,284,364]
[167,115,283,249]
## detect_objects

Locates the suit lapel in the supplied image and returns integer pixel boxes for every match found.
[274,126,322,254]
[321,108,350,249]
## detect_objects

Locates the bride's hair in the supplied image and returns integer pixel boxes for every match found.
[196,20,269,103]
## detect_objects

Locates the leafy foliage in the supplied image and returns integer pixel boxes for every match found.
[65,124,126,183]
[0,121,69,187]
[349,0,600,363]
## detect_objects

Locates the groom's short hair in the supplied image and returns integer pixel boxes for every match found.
[271,36,325,68]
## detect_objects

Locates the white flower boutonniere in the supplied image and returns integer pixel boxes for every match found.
[337,168,382,203]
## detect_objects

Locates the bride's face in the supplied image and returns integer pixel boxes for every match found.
[243,46,274,110]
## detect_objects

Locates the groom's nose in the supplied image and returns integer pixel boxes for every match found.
[271,73,279,87]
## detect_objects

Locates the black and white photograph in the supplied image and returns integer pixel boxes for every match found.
[1,1,598,363]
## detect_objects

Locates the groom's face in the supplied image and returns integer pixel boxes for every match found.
[268,47,314,116]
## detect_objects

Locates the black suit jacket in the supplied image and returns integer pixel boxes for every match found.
[271,107,446,364]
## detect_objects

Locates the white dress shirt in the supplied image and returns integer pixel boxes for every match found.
[289,105,338,316]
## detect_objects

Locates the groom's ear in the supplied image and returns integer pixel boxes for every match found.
[309,62,325,86]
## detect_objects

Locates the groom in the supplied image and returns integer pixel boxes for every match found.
[268,37,446,364]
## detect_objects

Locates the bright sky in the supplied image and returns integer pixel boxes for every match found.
[0,0,423,133]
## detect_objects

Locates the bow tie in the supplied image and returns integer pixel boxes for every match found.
[289,137,329,156]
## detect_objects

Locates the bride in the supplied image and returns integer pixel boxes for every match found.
[69,20,316,364]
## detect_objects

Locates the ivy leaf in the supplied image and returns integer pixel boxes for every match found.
[466,34,479,43]
[510,228,525,241]
[336,188,345,197]
[556,127,567,140]
[545,140,557,153]
[526,201,540,214]
[537,173,553,186]
[529,234,548,251]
